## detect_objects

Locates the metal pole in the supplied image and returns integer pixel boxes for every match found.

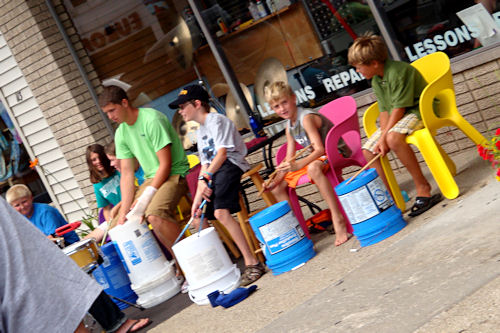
[366,0,402,61]
[187,0,254,117]
[46,0,115,137]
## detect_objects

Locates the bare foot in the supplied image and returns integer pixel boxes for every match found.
[415,182,431,198]
[332,215,350,246]
[335,233,352,246]
[116,318,151,333]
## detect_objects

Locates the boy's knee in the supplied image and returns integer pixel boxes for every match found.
[386,132,405,149]
[213,208,231,221]
[307,161,324,178]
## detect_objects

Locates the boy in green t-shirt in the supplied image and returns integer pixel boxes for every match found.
[348,33,441,217]
[98,86,189,254]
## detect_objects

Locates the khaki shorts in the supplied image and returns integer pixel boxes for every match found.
[363,113,423,153]
[136,174,188,223]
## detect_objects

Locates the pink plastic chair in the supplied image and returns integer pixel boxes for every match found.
[319,96,367,184]
[276,142,353,239]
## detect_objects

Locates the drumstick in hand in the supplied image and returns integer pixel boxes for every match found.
[345,153,382,185]
[259,144,312,195]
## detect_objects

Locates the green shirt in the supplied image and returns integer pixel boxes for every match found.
[115,107,189,179]
[372,59,427,119]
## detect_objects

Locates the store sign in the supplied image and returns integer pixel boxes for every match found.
[81,12,143,52]
[321,68,365,94]
[404,12,500,62]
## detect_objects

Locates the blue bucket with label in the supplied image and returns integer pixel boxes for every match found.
[249,201,315,275]
[335,168,407,247]
[92,242,138,309]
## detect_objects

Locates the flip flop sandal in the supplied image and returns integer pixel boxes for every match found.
[240,263,266,286]
[408,194,442,217]
[125,318,152,333]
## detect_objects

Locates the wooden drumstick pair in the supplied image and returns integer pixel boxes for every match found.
[259,144,312,195]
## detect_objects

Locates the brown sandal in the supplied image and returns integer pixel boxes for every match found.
[240,263,266,286]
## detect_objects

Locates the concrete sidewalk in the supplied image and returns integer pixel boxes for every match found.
[141,148,499,333]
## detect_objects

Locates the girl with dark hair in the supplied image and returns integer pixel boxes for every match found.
[86,144,121,222]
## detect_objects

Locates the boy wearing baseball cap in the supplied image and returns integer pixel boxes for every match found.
[169,84,265,286]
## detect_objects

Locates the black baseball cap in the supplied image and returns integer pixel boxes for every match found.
[168,84,210,109]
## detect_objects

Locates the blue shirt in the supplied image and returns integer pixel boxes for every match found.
[29,203,79,245]
[135,167,145,186]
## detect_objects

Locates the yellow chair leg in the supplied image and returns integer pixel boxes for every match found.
[409,129,459,199]
[380,156,406,211]
[454,114,487,146]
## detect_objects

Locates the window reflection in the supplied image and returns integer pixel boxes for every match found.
[381,0,500,61]
[64,0,500,131]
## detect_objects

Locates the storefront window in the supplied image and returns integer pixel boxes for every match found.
[65,1,380,127]
[380,0,500,62]
[197,0,379,120]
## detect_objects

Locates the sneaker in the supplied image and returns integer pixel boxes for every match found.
[240,262,266,286]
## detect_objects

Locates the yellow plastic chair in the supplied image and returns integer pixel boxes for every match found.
[364,51,487,201]
[363,103,406,211]
[408,52,486,199]
[187,154,200,168]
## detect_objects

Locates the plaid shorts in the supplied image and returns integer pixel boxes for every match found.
[363,113,423,153]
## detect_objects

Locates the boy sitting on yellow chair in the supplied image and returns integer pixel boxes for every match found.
[348,32,441,217]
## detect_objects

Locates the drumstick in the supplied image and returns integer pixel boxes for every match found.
[345,153,382,185]
[259,144,312,195]
[100,225,108,247]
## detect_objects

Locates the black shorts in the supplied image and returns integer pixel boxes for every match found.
[204,160,244,220]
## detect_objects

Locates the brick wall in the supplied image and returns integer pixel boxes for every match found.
[0,0,110,211]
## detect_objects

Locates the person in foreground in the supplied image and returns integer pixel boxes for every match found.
[6,184,80,245]
[98,85,190,255]
[0,197,150,333]
[347,32,441,217]
[262,81,352,246]
[169,84,265,286]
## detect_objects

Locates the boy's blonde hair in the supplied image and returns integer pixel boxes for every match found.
[6,184,32,204]
[266,81,294,104]
[348,32,388,65]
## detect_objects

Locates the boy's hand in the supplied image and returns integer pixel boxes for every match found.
[117,214,127,225]
[374,136,389,156]
[262,179,276,192]
[198,180,213,201]
[191,199,202,222]
[277,160,298,173]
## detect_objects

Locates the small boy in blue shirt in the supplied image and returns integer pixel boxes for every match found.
[348,33,441,216]
[6,184,80,245]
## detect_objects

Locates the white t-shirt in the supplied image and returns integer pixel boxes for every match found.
[197,112,250,172]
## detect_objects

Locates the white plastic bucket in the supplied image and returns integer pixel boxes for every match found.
[109,218,180,308]
[132,261,181,308]
[172,227,240,305]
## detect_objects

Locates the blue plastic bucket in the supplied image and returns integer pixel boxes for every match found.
[335,168,406,247]
[92,242,138,309]
[249,201,315,275]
